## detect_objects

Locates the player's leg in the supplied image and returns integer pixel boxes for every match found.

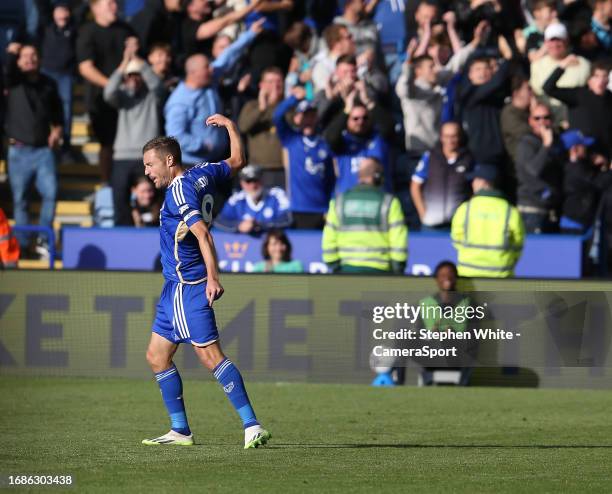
[143,283,193,446]
[194,342,271,448]
[143,333,194,445]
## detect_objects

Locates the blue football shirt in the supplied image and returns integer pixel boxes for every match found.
[159,161,231,283]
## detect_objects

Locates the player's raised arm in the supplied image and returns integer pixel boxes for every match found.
[205,114,246,177]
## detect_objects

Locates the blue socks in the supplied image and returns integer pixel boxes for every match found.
[213,358,259,429]
[155,364,191,436]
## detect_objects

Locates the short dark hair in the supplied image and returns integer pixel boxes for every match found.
[260,66,283,81]
[261,229,292,262]
[531,0,557,11]
[591,60,610,77]
[283,21,313,51]
[149,42,172,56]
[511,73,529,93]
[469,56,491,69]
[336,54,357,67]
[142,136,182,164]
[413,54,434,69]
[434,260,458,278]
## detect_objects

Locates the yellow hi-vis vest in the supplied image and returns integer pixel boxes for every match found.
[322,185,408,271]
[451,190,525,278]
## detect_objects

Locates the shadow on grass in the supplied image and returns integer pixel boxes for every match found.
[265,444,612,449]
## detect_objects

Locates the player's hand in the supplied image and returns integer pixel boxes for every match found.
[206,279,224,306]
[206,113,232,128]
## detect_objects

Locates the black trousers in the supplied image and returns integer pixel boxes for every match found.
[111,159,145,226]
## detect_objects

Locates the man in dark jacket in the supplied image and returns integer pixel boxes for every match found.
[457,54,512,167]
[560,130,612,234]
[543,60,612,160]
[5,43,63,257]
[40,2,76,160]
[515,103,565,233]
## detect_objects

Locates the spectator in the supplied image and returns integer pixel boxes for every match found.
[451,164,524,278]
[333,0,380,59]
[371,0,409,85]
[457,49,513,168]
[322,158,407,273]
[131,177,160,227]
[40,2,77,163]
[180,0,256,59]
[515,103,565,233]
[521,0,558,62]
[242,0,294,80]
[273,87,335,229]
[323,98,390,195]
[311,24,356,93]
[283,21,316,100]
[77,0,137,183]
[530,22,591,126]
[591,0,612,52]
[238,66,285,187]
[396,22,486,158]
[543,60,612,160]
[501,74,534,171]
[129,0,182,54]
[215,164,292,234]
[252,229,304,273]
[314,54,359,127]
[5,44,63,258]
[356,47,390,104]
[164,19,264,166]
[414,0,439,43]
[410,122,473,231]
[103,50,164,226]
[148,42,179,94]
[560,130,612,234]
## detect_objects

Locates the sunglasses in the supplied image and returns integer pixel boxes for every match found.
[350,115,369,122]
[532,115,552,121]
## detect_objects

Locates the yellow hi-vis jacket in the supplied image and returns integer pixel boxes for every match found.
[451,189,525,278]
[322,185,408,272]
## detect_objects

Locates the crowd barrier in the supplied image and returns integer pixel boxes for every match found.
[61,227,583,278]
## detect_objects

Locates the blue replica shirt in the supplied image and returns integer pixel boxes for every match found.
[215,187,292,231]
[372,0,407,50]
[159,161,231,283]
[334,131,390,195]
[273,96,335,213]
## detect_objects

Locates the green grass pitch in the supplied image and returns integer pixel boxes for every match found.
[1,376,612,493]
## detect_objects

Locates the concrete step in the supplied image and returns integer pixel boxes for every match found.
[58,163,101,177]
[18,259,63,269]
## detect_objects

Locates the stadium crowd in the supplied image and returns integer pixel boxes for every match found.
[1,0,612,271]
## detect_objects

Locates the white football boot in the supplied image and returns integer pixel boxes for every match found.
[142,430,194,446]
[244,424,272,449]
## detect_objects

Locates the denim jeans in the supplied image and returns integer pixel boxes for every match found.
[8,145,57,247]
[41,69,73,149]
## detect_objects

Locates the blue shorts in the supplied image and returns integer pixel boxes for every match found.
[152,280,219,347]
